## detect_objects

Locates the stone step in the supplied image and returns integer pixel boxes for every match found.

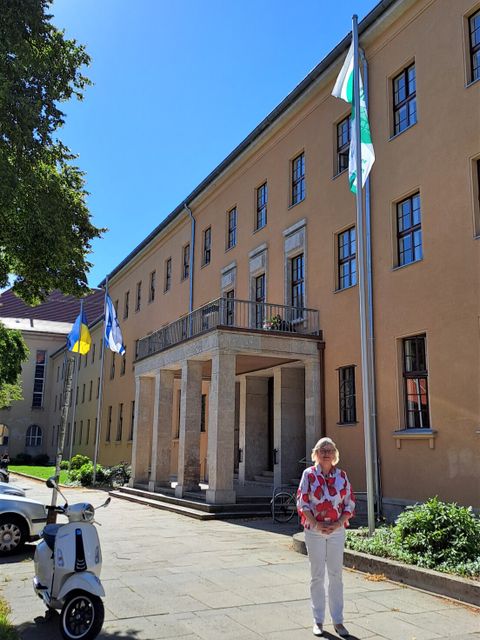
[110,490,271,520]
[112,486,272,518]
[253,475,273,484]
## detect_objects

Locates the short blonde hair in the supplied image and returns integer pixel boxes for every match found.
[311,437,340,466]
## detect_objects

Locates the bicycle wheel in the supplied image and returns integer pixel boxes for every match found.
[272,492,297,523]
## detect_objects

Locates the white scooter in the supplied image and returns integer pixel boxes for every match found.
[33,477,110,640]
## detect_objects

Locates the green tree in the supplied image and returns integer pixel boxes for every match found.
[0,322,29,408]
[0,0,104,304]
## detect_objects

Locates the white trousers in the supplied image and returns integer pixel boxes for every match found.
[304,527,345,625]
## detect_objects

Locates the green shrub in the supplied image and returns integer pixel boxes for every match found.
[32,453,50,465]
[346,497,480,578]
[60,460,69,470]
[12,453,32,465]
[394,497,480,571]
[70,454,91,471]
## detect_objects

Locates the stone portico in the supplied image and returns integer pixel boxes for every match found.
[131,328,323,504]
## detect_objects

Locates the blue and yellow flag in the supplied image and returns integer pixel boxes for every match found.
[67,309,91,355]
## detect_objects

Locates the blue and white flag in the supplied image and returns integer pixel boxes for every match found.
[104,294,125,355]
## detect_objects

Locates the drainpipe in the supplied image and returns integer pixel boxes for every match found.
[183,202,196,314]
[361,48,382,517]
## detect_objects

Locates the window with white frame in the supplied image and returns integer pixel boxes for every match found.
[25,424,42,447]
[32,350,47,408]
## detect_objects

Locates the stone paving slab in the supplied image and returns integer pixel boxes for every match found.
[1,476,479,640]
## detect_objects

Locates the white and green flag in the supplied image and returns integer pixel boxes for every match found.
[332,41,375,193]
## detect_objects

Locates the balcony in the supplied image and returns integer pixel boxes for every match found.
[136,297,320,361]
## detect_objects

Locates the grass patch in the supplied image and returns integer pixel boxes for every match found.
[10,466,69,484]
[0,595,18,640]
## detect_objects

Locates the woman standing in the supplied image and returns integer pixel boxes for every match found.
[297,437,355,638]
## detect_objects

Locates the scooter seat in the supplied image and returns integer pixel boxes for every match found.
[43,523,64,551]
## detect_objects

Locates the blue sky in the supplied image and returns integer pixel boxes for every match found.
[51,0,379,287]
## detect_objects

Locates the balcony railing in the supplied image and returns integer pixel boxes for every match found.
[136,297,320,361]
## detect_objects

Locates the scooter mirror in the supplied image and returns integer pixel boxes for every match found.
[46,476,57,489]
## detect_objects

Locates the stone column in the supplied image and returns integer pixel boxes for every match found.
[175,360,203,497]
[305,358,322,459]
[130,375,154,486]
[238,376,269,483]
[273,367,305,487]
[206,351,236,504]
[149,369,175,491]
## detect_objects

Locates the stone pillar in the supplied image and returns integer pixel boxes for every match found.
[238,376,269,483]
[149,369,175,491]
[175,360,203,497]
[305,358,322,460]
[130,375,154,486]
[273,367,305,487]
[206,351,236,504]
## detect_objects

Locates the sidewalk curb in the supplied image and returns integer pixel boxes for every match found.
[292,532,480,607]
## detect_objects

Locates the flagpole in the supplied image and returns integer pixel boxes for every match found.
[361,50,382,516]
[93,278,108,485]
[352,14,376,534]
[67,299,83,473]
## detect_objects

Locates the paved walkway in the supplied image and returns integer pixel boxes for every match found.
[1,476,479,640]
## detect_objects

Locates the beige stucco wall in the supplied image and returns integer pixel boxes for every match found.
[69,0,478,507]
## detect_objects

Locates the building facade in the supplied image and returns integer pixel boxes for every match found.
[2,0,479,517]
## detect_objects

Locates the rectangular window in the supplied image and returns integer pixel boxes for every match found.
[54,395,57,411]
[469,10,480,82]
[393,63,417,135]
[135,281,142,312]
[200,394,207,432]
[32,350,47,407]
[255,273,265,328]
[224,289,235,326]
[124,291,129,319]
[203,227,211,265]
[475,159,480,237]
[149,270,156,302]
[338,227,357,289]
[86,418,90,445]
[91,342,96,364]
[339,366,356,424]
[89,379,93,401]
[97,377,100,399]
[106,406,112,442]
[75,386,79,404]
[56,366,60,382]
[291,254,305,316]
[182,244,190,280]
[403,335,430,429]
[79,420,83,445]
[116,403,123,441]
[121,351,126,376]
[291,152,305,205]
[129,400,135,440]
[82,383,85,403]
[256,183,268,230]
[227,207,237,249]
[164,258,172,291]
[397,193,422,266]
[110,353,115,380]
[336,116,351,175]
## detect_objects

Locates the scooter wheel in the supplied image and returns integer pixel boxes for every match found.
[60,590,104,640]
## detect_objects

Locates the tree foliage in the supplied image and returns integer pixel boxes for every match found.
[0,0,104,304]
[0,321,29,407]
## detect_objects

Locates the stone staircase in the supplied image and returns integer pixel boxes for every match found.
[110,485,272,520]
[252,469,274,485]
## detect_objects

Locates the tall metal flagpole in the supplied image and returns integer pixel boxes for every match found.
[361,51,382,515]
[67,299,83,471]
[352,14,376,534]
[93,278,108,485]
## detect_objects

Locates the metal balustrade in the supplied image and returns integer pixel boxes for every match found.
[136,297,320,360]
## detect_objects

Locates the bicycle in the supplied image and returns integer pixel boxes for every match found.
[271,485,298,523]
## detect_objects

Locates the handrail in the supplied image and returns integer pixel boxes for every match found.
[136,297,320,360]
